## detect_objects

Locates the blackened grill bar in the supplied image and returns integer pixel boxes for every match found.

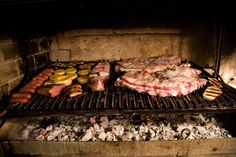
[6,61,236,118]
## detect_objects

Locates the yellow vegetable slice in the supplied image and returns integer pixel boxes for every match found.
[65,67,77,74]
[54,69,65,75]
[77,76,89,84]
[78,70,90,76]
[53,75,72,86]
[66,73,78,80]
[44,80,53,85]
[50,74,60,81]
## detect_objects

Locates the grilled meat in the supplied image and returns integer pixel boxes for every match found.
[115,64,207,97]
[89,62,110,91]
[37,84,66,97]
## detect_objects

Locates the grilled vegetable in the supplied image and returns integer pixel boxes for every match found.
[77,76,89,84]
[78,70,90,76]
[54,69,65,75]
[65,67,77,74]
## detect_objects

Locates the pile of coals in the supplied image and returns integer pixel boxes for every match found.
[20,114,231,141]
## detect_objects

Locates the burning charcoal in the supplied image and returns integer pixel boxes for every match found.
[39,117,58,128]
[92,136,97,141]
[132,115,142,125]
[112,125,124,136]
[81,130,92,141]
[106,132,114,141]
[61,135,69,141]
[98,132,106,141]
[72,126,81,132]
[70,138,76,141]
[19,113,232,142]
[126,132,133,140]
[100,116,109,128]
[35,135,45,141]
[199,114,210,123]
[181,128,191,139]
[47,130,61,141]
[39,129,48,137]
[45,125,53,132]
[109,119,119,126]
[90,116,96,124]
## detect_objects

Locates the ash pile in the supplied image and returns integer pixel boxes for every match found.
[20,113,231,142]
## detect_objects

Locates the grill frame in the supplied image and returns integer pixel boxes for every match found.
[6,60,236,118]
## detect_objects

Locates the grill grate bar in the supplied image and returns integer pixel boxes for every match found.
[81,94,89,109]
[49,96,62,111]
[111,88,116,109]
[103,87,109,109]
[96,92,102,109]
[30,95,45,110]
[88,93,95,109]
[146,96,154,109]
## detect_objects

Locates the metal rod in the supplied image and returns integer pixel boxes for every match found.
[214,20,226,76]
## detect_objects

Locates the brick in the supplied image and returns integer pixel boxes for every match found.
[0,62,19,85]
[2,43,20,61]
[0,83,9,96]
[19,39,39,55]
[30,39,40,53]
[9,75,23,92]
[35,52,49,68]
[0,50,4,63]
[26,56,36,72]
[38,38,51,51]
[50,49,71,61]
[0,39,12,45]
[16,59,24,75]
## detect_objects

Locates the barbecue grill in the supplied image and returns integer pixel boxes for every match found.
[1,0,236,156]
[6,61,236,118]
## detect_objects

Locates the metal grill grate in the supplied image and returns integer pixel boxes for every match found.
[7,61,236,117]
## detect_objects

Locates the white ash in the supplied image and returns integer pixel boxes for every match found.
[20,113,231,142]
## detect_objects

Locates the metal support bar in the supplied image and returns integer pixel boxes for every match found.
[214,20,226,77]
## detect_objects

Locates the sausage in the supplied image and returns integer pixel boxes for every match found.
[19,87,36,94]
[24,85,37,89]
[33,76,46,82]
[45,68,54,74]
[11,93,32,99]
[39,74,49,80]
[9,97,28,104]
[28,80,43,87]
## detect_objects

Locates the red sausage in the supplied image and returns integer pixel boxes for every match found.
[9,97,28,104]
[11,93,32,99]
[20,87,36,94]
[28,80,43,87]
[45,68,54,74]
[33,76,45,82]
[39,74,49,80]
[24,85,37,90]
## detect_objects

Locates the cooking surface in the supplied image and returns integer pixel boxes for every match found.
[6,61,236,118]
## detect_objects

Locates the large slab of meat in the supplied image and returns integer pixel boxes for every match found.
[116,59,207,97]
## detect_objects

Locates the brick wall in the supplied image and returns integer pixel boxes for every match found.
[0,39,24,99]
[0,37,50,100]
[50,27,215,67]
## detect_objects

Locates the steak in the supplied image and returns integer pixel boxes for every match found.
[37,84,66,97]
[115,63,207,97]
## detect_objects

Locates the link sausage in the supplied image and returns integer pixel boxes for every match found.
[9,97,28,104]
[11,93,32,99]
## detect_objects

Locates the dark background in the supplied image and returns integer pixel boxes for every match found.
[0,0,234,38]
